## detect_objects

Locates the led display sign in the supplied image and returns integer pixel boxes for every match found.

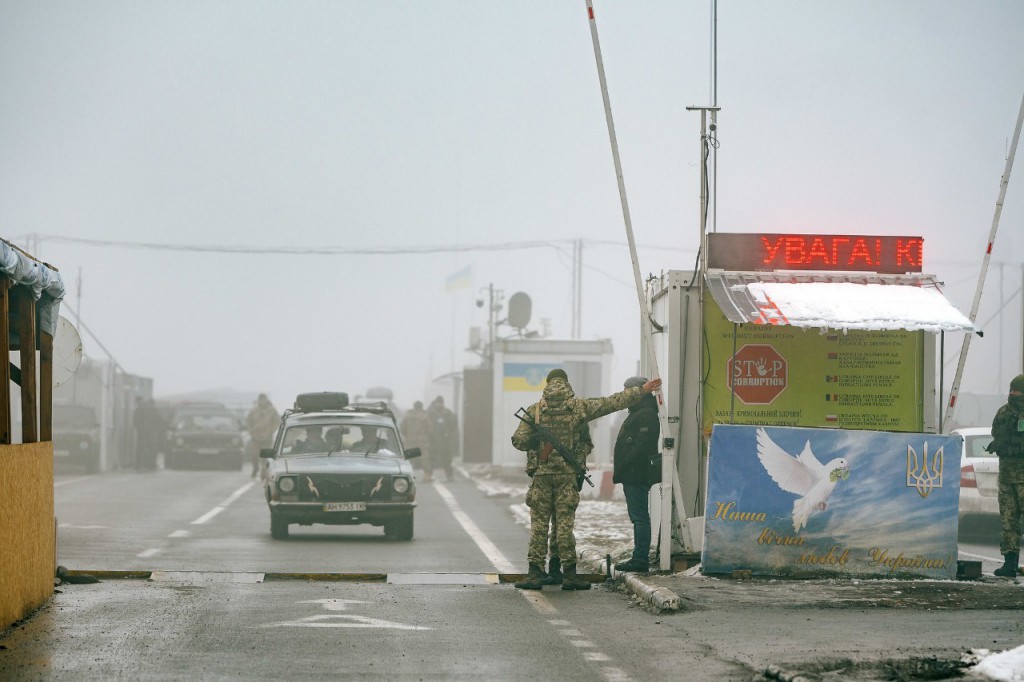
[707,233,923,274]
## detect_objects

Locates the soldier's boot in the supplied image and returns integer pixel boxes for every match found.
[541,557,562,585]
[994,551,1020,577]
[560,563,591,591]
[514,564,546,590]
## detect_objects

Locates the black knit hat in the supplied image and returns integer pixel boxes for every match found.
[546,368,568,382]
[1011,374,1024,393]
[623,376,647,389]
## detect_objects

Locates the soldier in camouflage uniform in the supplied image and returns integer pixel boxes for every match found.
[511,368,661,591]
[541,422,593,585]
[991,374,1024,577]
[246,394,280,479]
[400,401,433,481]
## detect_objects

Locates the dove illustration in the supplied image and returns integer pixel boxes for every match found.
[755,428,850,533]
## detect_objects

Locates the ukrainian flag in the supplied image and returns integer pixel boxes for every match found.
[503,363,560,392]
[445,265,472,292]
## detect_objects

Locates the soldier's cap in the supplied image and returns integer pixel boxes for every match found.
[1010,374,1024,393]
[623,376,648,389]
[546,368,568,383]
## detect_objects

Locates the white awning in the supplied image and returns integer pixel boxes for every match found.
[706,271,975,333]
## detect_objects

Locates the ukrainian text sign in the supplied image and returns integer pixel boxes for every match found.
[702,424,959,579]
[707,233,924,274]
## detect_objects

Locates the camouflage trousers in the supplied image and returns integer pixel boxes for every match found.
[525,474,579,566]
[998,458,1024,554]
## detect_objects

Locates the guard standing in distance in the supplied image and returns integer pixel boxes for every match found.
[246,394,279,479]
[512,368,661,591]
[991,374,1024,577]
[428,397,459,482]
[612,376,661,573]
[400,401,433,480]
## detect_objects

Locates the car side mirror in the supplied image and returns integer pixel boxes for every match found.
[404,447,421,460]
[259,448,277,459]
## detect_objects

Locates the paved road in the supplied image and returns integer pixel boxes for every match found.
[1,468,1016,680]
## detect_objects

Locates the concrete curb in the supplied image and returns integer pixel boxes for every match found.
[577,550,686,613]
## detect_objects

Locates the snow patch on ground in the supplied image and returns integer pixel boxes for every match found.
[972,645,1024,681]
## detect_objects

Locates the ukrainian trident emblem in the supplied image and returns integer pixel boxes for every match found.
[906,442,943,498]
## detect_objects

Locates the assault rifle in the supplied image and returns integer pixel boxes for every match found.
[514,407,594,489]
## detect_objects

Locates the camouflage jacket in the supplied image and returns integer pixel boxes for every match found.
[511,378,644,476]
[246,403,280,443]
[400,408,432,449]
[991,397,1024,459]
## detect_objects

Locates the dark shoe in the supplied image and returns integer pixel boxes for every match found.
[514,563,545,590]
[561,563,591,591]
[994,551,1020,577]
[542,557,563,585]
[614,559,650,573]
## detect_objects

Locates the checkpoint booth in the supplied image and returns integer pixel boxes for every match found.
[645,233,974,578]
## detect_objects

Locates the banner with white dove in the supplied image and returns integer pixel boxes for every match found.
[702,424,960,579]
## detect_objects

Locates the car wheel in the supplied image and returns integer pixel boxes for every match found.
[391,513,413,541]
[270,513,289,539]
[85,455,99,475]
[165,454,176,470]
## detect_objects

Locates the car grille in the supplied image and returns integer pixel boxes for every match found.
[298,475,392,503]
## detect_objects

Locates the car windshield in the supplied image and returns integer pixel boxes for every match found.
[174,413,238,431]
[965,433,994,458]
[54,405,97,427]
[280,423,400,457]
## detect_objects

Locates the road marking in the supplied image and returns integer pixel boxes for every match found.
[59,523,109,529]
[168,530,190,538]
[584,652,612,662]
[433,480,516,573]
[137,548,161,558]
[54,476,91,488]
[190,481,255,525]
[959,550,1002,563]
[262,615,431,630]
[296,599,371,611]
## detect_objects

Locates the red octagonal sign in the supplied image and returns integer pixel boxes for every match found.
[727,344,789,405]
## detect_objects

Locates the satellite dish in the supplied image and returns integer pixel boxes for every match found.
[52,316,83,387]
[507,292,532,329]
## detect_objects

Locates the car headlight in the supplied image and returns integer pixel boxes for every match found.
[175,437,184,446]
[392,477,410,494]
[79,440,90,450]
[277,477,296,493]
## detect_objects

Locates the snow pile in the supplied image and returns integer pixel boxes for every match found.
[972,645,1024,681]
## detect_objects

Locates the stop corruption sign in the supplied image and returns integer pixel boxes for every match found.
[727,344,789,405]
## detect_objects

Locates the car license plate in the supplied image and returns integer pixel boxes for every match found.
[54,449,70,457]
[323,502,366,512]
[197,448,219,455]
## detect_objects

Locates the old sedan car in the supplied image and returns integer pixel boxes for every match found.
[261,393,420,540]
[165,402,246,470]
[957,426,998,525]
[53,404,101,473]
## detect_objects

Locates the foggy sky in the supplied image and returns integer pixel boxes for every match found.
[1,1,1022,412]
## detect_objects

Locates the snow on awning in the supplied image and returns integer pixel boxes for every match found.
[0,238,65,337]
[706,271,975,333]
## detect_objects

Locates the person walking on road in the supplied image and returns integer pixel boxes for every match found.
[401,401,433,481]
[428,396,458,482]
[246,394,279,479]
[991,373,1024,577]
[511,368,661,591]
[612,376,662,573]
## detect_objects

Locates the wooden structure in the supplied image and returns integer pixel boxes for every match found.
[0,239,66,630]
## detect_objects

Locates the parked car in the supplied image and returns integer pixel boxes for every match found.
[165,402,246,470]
[957,426,998,523]
[261,392,420,540]
[53,404,101,473]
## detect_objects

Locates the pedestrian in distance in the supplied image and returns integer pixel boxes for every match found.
[428,396,458,482]
[400,401,433,480]
[612,376,662,573]
[511,368,662,591]
[246,393,279,479]
[990,373,1024,578]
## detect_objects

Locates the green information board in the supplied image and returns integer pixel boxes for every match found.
[703,298,924,433]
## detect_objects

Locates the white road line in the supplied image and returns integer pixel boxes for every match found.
[137,548,161,558]
[433,480,516,573]
[168,530,190,538]
[520,590,558,614]
[54,477,91,488]
[959,550,1002,563]
[190,481,255,525]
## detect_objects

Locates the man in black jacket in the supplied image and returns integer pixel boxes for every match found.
[612,376,661,572]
